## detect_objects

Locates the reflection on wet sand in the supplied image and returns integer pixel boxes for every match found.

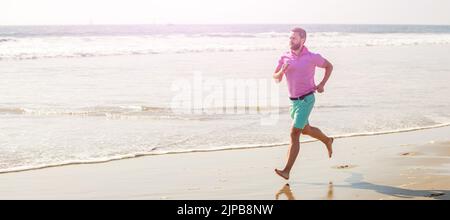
[275,182,334,200]
[326,182,334,200]
[275,184,295,200]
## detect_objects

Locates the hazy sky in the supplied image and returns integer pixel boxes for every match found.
[1,0,450,25]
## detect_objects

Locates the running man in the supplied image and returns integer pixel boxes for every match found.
[273,27,334,180]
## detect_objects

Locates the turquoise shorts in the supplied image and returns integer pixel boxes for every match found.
[290,94,315,129]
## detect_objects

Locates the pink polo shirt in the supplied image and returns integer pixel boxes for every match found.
[276,46,326,98]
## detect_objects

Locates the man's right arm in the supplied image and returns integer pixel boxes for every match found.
[273,63,289,83]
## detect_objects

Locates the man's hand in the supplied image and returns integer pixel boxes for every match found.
[316,83,325,93]
[273,63,290,83]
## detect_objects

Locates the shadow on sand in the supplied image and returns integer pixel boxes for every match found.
[276,172,449,200]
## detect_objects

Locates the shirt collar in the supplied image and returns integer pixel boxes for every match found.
[290,46,309,57]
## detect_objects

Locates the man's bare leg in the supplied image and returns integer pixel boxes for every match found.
[302,124,333,158]
[275,127,301,180]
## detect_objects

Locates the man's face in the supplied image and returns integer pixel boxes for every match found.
[289,32,305,50]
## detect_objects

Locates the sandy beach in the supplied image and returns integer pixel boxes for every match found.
[0,125,448,200]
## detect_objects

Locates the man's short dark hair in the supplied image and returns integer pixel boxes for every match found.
[291,27,307,39]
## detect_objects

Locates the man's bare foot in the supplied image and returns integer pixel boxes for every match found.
[326,137,334,158]
[275,169,289,180]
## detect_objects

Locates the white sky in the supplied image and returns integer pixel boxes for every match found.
[1,0,449,25]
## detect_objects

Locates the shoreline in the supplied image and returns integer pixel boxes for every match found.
[1,122,449,175]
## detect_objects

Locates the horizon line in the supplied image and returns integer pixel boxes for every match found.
[1,23,450,27]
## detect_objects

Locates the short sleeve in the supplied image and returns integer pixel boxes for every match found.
[312,53,326,68]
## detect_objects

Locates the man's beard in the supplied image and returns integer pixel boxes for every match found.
[290,43,301,50]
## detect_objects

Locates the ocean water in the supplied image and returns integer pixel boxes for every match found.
[1,24,450,173]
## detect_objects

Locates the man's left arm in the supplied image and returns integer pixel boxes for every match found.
[316,59,333,93]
